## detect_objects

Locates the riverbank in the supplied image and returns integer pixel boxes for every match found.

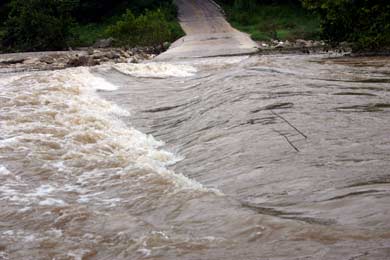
[0,46,349,73]
[0,46,163,73]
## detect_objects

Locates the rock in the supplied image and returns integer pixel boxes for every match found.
[39,56,55,64]
[275,42,284,49]
[305,40,314,48]
[312,41,322,47]
[92,53,104,60]
[93,38,114,48]
[0,58,25,65]
[301,48,310,54]
[163,42,170,50]
[104,51,120,60]
[120,50,131,58]
[130,57,139,63]
[295,39,308,47]
[23,58,40,65]
[67,55,99,67]
[131,48,139,54]
[67,55,87,67]
[117,58,127,63]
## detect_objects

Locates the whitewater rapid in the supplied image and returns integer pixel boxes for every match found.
[1,55,390,259]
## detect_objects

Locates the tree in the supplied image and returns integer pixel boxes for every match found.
[106,8,172,47]
[2,0,76,51]
[302,0,390,50]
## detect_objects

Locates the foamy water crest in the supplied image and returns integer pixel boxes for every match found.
[0,66,224,259]
[0,68,215,209]
[113,62,197,78]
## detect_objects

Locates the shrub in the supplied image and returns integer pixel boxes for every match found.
[2,0,76,52]
[302,0,390,51]
[106,8,178,47]
[233,0,257,11]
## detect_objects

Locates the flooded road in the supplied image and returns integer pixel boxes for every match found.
[1,54,390,259]
[157,0,258,60]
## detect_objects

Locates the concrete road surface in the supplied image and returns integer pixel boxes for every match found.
[157,0,258,60]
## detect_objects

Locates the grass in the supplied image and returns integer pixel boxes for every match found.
[222,3,320,42]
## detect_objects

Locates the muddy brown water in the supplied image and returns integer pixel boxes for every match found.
[0,54,390,260]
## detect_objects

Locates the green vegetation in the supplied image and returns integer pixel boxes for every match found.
[1,0,75,52]
[0,0,184,52]
[218,0,320,41]
[107,8,183,47]
[302,0,390,51]
[0,0,388,52]
[70,23,111,47]
[219,0,390,51]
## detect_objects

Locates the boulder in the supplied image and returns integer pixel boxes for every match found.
[104,51,120,60]
[295,39,308,47]
[163,42,171,50]
[120,50,131,58]
[0,58,25,65]
[39,56,55,64]
[23,58,41,65]
[274,42,284,49]
[67,55,99,67]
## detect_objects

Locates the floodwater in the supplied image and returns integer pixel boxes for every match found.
[1,54,390,260]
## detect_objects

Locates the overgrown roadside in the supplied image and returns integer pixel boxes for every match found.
[216,0,390,54]
[215,0,322,50]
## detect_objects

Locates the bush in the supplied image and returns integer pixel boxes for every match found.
[72,0,175,23]
[219,0,320,41]
[302,0,390,51]
[233,0,257,11]
[2,0,76,52]
[106,8,180,47]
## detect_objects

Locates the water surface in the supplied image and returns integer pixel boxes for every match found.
[1,54,390,259]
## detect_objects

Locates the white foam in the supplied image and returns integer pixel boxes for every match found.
[2,230,14,236]
[32,185,55,197]
[23,234,36,242]
[0,137,19,148]
[73,67,119,91]
[46,229,63,238]
[113,62,197,78]
[39,198,66,206]
[0,165,10,175]
[0,66,220,203]
[0,74,29,88]
[137,248,151,257]
[18,207,32,213]
[52,161,65,171]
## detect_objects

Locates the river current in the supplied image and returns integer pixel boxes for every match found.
[1,54,390,259]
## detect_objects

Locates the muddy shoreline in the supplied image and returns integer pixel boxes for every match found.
[0,47,162,73]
